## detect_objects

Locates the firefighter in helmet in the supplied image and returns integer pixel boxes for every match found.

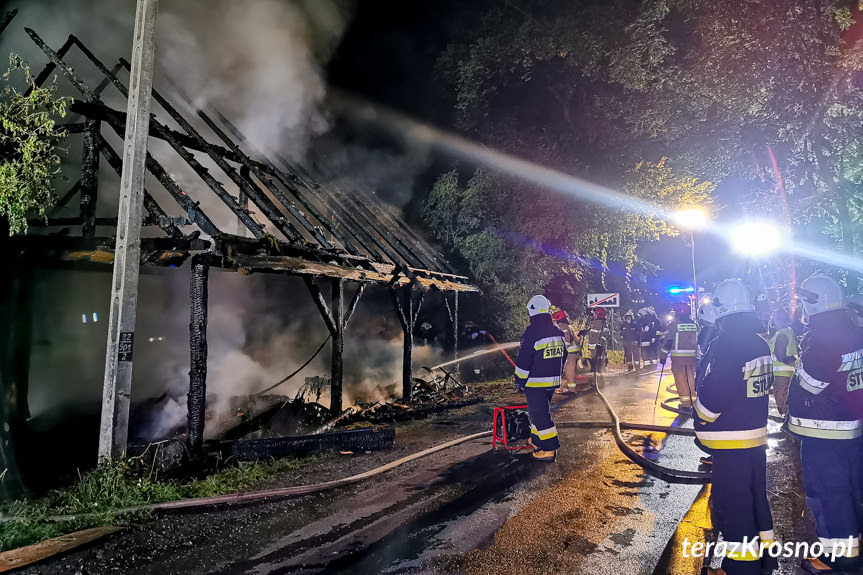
[660,301,698,410]
[846,293,863,337]
[788,275,863,573]
[694,279,775,574]
[552,307,581,392]
[513,295,567,461]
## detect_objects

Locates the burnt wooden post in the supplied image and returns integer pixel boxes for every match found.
[305,279,365,415]
[392,286,423,402]
[187,255,209,454]
[80,118,100,237]
[444,291,459,370]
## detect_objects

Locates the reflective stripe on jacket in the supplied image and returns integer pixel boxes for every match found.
[694,314,773,451]
[514,314,566,388]
[662,320,698,358]
[769,326,798,376]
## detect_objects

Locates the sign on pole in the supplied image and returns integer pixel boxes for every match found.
[587,293,620,308]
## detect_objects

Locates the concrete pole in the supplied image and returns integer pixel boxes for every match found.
[98,0,159,463]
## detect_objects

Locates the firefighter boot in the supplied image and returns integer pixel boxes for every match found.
[532,449,556,462]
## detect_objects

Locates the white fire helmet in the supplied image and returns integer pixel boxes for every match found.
[799,274,844,317]
[527,294,551,316]
[847,293,863,328]
[697,303,716,326]
[637,307,649,317]
[711,279,754,319]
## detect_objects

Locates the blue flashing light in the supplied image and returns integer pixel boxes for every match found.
[92,312,98,322]
[667,286,695,295]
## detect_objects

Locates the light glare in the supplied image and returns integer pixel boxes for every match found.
[672,208,707,230]
[730,222,781,256]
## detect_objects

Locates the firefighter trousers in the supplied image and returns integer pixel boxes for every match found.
[800,437,863,571]
[525,388,560,451]
[670,356,696,407]
[711,447,774,575]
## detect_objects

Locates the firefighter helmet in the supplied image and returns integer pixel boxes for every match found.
[847,293,863,328]
[799,275,844,317]
[697,303,716,326]
[711,279,754,319]
[593,307,607,320]
[624,309,634,319]
[637,307,649,317]
[551,305,567,322]
[527,295,551,316]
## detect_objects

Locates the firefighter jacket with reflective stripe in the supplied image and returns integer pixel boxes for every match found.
[769,326,798,376]
[694,314,774,451]
[639,315,658,347]
[787,311,863,440]
[662,319,698,357]
[587,318,607,351]
[514,314,567,388]
[561,326,580,354]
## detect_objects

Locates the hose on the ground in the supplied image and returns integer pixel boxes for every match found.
[255,335,331,395]
[2,431,493,524]
[593,372,712,485]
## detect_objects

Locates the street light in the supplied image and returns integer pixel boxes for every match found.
[729,222,781,256]
[672,208,708,315]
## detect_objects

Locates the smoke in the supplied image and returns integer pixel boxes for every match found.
[157,0,350,156]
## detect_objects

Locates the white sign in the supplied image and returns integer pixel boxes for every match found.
[587,293,620,308]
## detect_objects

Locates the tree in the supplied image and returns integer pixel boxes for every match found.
[423,160,713,337]
[0,54,70,235]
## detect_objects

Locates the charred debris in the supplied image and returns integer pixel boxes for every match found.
[0,26,479,480]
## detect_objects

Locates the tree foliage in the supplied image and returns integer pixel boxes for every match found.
[0,54,70,235]
[420,0,863,337]
[423,160,713,336]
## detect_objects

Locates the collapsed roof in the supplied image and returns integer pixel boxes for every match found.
[20,28,477,294]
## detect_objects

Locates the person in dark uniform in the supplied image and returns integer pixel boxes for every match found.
[695,278,775,575]
[788,275,863,574]
[620,310,640,371]
[514,295,567,462]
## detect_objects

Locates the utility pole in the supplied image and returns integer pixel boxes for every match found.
[98,0,159,463]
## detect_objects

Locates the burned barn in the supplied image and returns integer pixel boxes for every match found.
[0,23,477,485]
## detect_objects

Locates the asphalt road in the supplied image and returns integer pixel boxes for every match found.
[217,368,706,575]
[21,368,811,575]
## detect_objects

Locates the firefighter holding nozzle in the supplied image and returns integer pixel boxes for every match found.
[514,295,567,462]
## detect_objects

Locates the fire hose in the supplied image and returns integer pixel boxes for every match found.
[593,372,712,484]
[3,431,493,524]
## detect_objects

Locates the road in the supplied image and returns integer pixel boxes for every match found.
[217,368,705,575]
[21,368,811,575]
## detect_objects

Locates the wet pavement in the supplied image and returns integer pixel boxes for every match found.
[18,368,813,575]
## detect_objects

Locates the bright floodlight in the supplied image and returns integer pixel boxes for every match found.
[672,208,707,229]
[730,222,781,256]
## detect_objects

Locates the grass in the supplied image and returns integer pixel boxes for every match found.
[0,455,310,551]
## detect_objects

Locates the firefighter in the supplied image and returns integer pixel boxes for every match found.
[847,293,863,336]
[694,279,775,575]
[767,308,798,415]
[620,310,640,370]
[660,301,698,409]
[787,275,863,574]
[513,295,567,461]
[552,307,581,392]
[637,308,655,366]
[585,307,609,373]
[697,302,717,370]
[648,306,665,365]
